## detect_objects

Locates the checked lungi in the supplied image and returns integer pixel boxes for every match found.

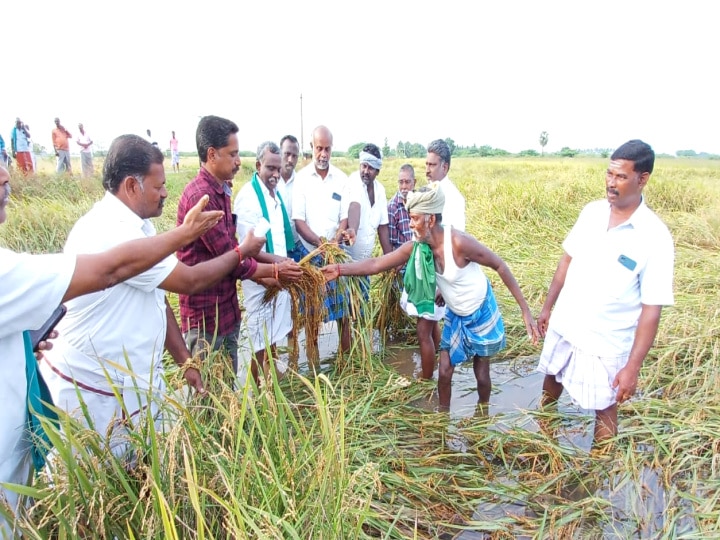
[440,284,506,365]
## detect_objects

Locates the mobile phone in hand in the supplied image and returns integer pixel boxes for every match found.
[29,305,67,352]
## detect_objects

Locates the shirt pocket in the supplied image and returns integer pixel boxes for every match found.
[605,253,640,299]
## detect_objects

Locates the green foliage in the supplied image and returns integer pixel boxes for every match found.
[347,142,366,159]
[518,149,539,157]
[558,146,578,157]
[382,137,391,158]
[676,149,698,157]
[444,137,456,155]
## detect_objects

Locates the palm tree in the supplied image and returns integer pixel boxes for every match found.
[539,131,549,156]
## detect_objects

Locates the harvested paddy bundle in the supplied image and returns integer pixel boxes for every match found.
[371,267,414,342]
[262,240,364,359]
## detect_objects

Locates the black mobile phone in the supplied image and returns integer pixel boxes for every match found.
[29,305,67,352]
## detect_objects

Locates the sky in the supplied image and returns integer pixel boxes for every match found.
[3,0,718,157]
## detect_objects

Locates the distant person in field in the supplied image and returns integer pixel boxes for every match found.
[52,117,73,174]
[387,164,416,251]
[234,141,300,385]
[41,134,267,458]
[278,134,303,261]
[322,185,539,408]
[77,123,94,178]
[11,118,34,174]
[292,125,360,353]
[23,124,38,171]
[536,140,675,446]
[0,161,224,536]
[170,130,180,173]
[177,115,301,377]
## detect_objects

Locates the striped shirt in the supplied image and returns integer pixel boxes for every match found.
[387,191,412,251]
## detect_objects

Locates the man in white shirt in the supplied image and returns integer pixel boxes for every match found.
[234,141,299,384]
[0,162,224,536]
[292,125,359,352]
[278,134,303,261]
[41,135,265,459]
[537,140,675,446]
[346,143,391,261]
[425,138,465,232]
[77,123,94,178]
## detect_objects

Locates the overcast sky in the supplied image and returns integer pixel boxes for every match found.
[3,0,718,156]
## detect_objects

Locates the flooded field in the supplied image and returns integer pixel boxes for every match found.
[236,323,703,539]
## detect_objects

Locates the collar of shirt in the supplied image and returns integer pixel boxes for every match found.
[281,171,295,186]
[391,191,407,208]
[608,197,649,231]
[99,191,156,237]
[198,166,232,196]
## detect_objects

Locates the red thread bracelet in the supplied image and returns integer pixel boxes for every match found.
[234,246,243,263]
[336,263,341,276]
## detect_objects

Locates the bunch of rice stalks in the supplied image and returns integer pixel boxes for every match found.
[262,240,362,360]
[371,267,414,342]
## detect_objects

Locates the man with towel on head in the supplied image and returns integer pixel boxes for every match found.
[321,184,539,409]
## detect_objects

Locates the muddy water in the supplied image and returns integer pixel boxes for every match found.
[237,324,699,538]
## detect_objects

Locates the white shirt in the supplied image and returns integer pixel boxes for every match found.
[0,249,75,534]
[436,226,488,316]
[234,178,293,350]
[549,199,675,356]
[292,162,356,251]
[78,131,93,154]
[278,171,299,243]
[431,176,465,232]
[345,171,389,261]
[44,192,178,390]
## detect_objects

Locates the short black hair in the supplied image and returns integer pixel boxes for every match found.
[196,115,239,163]
[280,134,299,147]
[611,140,655,175]
[362,143,382,159]
[103,134,163,193]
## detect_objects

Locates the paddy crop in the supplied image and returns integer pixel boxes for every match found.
[2,156,718,538]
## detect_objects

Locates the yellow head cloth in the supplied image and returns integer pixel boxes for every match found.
[406,183,445,215]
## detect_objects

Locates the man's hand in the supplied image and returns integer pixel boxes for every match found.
[183,367,207,396]
[612,366,639,404]
[321,265,339,282]
[34,329,58,361]
[434,290,446,307]
[239,230,266,259]
[537,307,551,338]
[181,195,224,239]
[277,260,302,282]
[521,310,540,346]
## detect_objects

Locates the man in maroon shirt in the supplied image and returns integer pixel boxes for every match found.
[177,116,301,376]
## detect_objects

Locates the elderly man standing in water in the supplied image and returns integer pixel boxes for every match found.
[536,140,674,446]
[322,185,538,408]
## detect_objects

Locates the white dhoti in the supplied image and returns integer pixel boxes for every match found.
[40,345,165,460]
[537,328,628,410]
[242,280,292,353]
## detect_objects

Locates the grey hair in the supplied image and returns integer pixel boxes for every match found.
[257,141,280,162]
[399,163,415,178]
[427,139,451,167]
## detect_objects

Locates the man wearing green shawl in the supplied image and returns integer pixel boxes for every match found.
[322,185,539,409]
[235,141,301,385]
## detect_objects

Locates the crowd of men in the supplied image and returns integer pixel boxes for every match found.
[0,113,674,534]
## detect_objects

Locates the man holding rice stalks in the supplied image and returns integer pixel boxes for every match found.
[322,185,538,409]
[234,141,301,385]
[536,140,674,445]
[0,161,224,535]
[40,134,266,459]
[292,125,360,353]
[177,116,300,378]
